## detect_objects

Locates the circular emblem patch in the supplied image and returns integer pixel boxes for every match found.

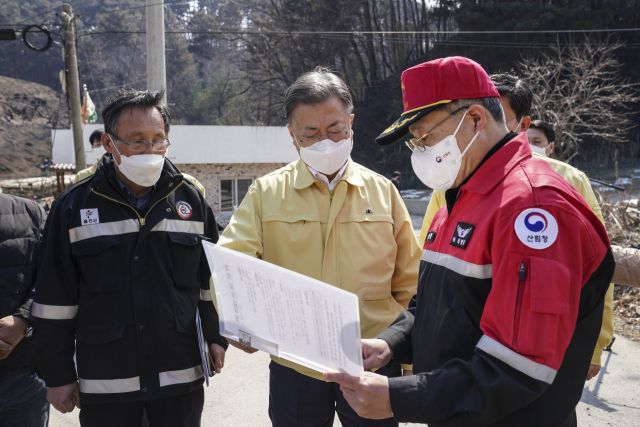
[514,208,558,250]
[176,201,193,219]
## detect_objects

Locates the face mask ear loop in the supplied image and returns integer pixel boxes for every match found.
[452,109,469,138]
[109,135,124,167]
[514,117,523,133]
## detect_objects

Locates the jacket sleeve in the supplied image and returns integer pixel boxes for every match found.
[390,186,420,309]
[28,199,79,387]
[573,172,613,366]
[217,182,264,258]
[611,244,640,288]
[376,296,416,365]
[418,190,445,245]
[14,202,46,327]
[199,197,228,350]
[387,204,614,425]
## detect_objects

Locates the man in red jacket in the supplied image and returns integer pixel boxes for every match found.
[326,57,615,427]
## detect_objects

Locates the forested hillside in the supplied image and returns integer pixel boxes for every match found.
[1,0,639,178]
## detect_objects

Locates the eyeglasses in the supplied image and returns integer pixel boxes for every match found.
[293,129,350,146]
[109,134,172,152]
[405,107,467,152]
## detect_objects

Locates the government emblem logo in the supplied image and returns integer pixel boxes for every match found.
[514,208,558,249]
[176,201,193,219]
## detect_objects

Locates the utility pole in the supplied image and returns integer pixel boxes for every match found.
[61,3,86,171]
[146,0,166,102]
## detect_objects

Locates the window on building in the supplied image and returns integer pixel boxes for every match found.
[220,178,253,209]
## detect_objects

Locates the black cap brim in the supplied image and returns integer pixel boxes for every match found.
[375,105,440,146]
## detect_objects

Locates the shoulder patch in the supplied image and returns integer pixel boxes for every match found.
[81,208,99,225]
[514,208,558,250]
[176,201,193,219]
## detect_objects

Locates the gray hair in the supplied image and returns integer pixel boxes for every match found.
[102,88,172,136]
[283,67,353,124]
[439,97,505,122]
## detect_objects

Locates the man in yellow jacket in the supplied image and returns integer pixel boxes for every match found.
[419,73,614,381]
[74,129,207,196]
[217,67,421,427]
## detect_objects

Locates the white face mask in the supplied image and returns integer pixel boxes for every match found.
[92,145,106,162]
[529,144,548,157]
[410,110,480,191]
[110,136,165,187]
[294,132,353,175]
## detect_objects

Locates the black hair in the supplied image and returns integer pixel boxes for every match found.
[102,88,171,136]
[284,67,353,124]
[439,97,505,122]
[529,120,556,143]
[490,73,533,121]
[89,129,104,145]
[393,171,401,177]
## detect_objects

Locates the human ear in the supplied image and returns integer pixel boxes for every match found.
[467,104,487,133]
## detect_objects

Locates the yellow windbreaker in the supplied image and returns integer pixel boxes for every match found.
[217,158,421,380]
[419,152,614,366]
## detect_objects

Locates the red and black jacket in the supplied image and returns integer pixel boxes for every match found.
[378,133,614,426]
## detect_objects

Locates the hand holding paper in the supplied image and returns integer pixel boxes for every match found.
[203,241,364,377]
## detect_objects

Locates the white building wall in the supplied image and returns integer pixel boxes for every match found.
[176,162,291,209]
[52,125,298,166]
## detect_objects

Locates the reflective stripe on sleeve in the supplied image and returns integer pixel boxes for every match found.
[159,364,204,387]
[476,335,557,384]
[31,302,78,320]
[69,219,140,243]
[78,376,141,394]
[150,219,204,234]
[422,249,493,279]
[200,289,212,301]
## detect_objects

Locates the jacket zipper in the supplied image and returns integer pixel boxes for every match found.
[91,181,184,227]
[514,261,525,331]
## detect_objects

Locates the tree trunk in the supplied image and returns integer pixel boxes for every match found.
[363,0,379,83]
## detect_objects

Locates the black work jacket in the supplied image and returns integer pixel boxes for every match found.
[30,155,226,404]
[0,194,45,373]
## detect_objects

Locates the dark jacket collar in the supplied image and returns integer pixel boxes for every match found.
[90,154,184,207]
[445,132,524,214]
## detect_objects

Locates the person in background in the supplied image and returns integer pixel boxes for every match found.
[391,171,401,191]
[74,129,207,197]
[0,194,48,427]
[419,73,614,382]
[217,67,421,427]
[30,89,227,427]
[527,120,555,157]
[74,129,106,183]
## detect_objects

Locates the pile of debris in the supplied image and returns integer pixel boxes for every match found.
[613,286,640,342]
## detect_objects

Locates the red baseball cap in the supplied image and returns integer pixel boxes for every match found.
[375,56,500,146]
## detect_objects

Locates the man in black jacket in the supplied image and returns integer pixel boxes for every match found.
[30,89,227,427]
[0,193,48,427]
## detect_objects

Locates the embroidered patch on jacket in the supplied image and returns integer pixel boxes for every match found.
[81,209,99,226]
[176,201,193,219]
[366,209,373,214]
[450,222,474,249]
[426,231,437,243]
[514,208,558,250]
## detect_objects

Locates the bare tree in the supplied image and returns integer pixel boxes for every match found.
[520,37,640,162]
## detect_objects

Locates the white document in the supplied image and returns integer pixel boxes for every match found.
[203,241,364,377]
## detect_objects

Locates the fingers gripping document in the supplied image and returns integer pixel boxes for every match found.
[203,241,364,377]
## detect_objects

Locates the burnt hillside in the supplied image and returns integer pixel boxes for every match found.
[0,75,69,179]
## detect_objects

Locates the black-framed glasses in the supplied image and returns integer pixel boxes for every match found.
[405,107,468,152]
[293,129,350,146]
[109,133,172,152]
